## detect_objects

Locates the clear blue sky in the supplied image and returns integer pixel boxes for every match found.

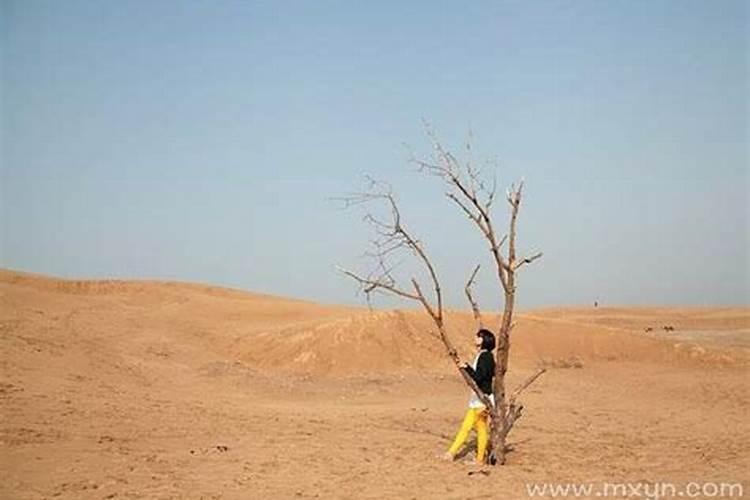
[1,0,748,308]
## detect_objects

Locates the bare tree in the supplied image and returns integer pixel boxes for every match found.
[339,131,544,465]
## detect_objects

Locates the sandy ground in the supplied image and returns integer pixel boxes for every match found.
[1,269,748,499]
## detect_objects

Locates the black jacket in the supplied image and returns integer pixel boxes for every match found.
[464,350,495,395]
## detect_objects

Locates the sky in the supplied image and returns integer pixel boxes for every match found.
[1,0,748,309]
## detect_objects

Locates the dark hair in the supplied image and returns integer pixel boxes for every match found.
[476,328,496,351]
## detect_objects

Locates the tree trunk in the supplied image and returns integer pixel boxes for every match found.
[489,288,514,464]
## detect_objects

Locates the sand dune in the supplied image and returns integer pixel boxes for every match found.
[1,270,748,499]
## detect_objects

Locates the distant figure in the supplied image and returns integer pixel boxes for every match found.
[443,329,496,464]
[594,301,599,308]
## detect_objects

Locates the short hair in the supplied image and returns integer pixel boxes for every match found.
[476,328,496,351]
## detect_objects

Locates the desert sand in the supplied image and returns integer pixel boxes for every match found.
[1,269,748,499]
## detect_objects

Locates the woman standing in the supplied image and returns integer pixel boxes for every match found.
[443,329,496,464]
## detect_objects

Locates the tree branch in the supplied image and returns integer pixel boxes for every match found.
[512,252,543,271]
[412,140,512,294]
[464,264,484,328]
[336,267,421,302]
[508,367,546,407]
[337,179,494,411]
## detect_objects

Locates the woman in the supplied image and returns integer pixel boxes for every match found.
[443,328,496,464]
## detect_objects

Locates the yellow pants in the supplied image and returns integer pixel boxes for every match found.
[447,407,489,463]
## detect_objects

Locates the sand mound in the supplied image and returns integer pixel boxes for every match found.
[2,269,747,377]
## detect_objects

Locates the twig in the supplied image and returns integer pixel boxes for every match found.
[464,264,484,328]
[508,368,546,407]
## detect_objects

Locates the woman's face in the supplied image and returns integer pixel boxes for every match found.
[474,334,483,349]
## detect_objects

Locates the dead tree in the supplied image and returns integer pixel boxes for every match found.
[339,132,544,465]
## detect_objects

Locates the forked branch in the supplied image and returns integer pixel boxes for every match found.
[337,181,493,409]
[410,131,513,295]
